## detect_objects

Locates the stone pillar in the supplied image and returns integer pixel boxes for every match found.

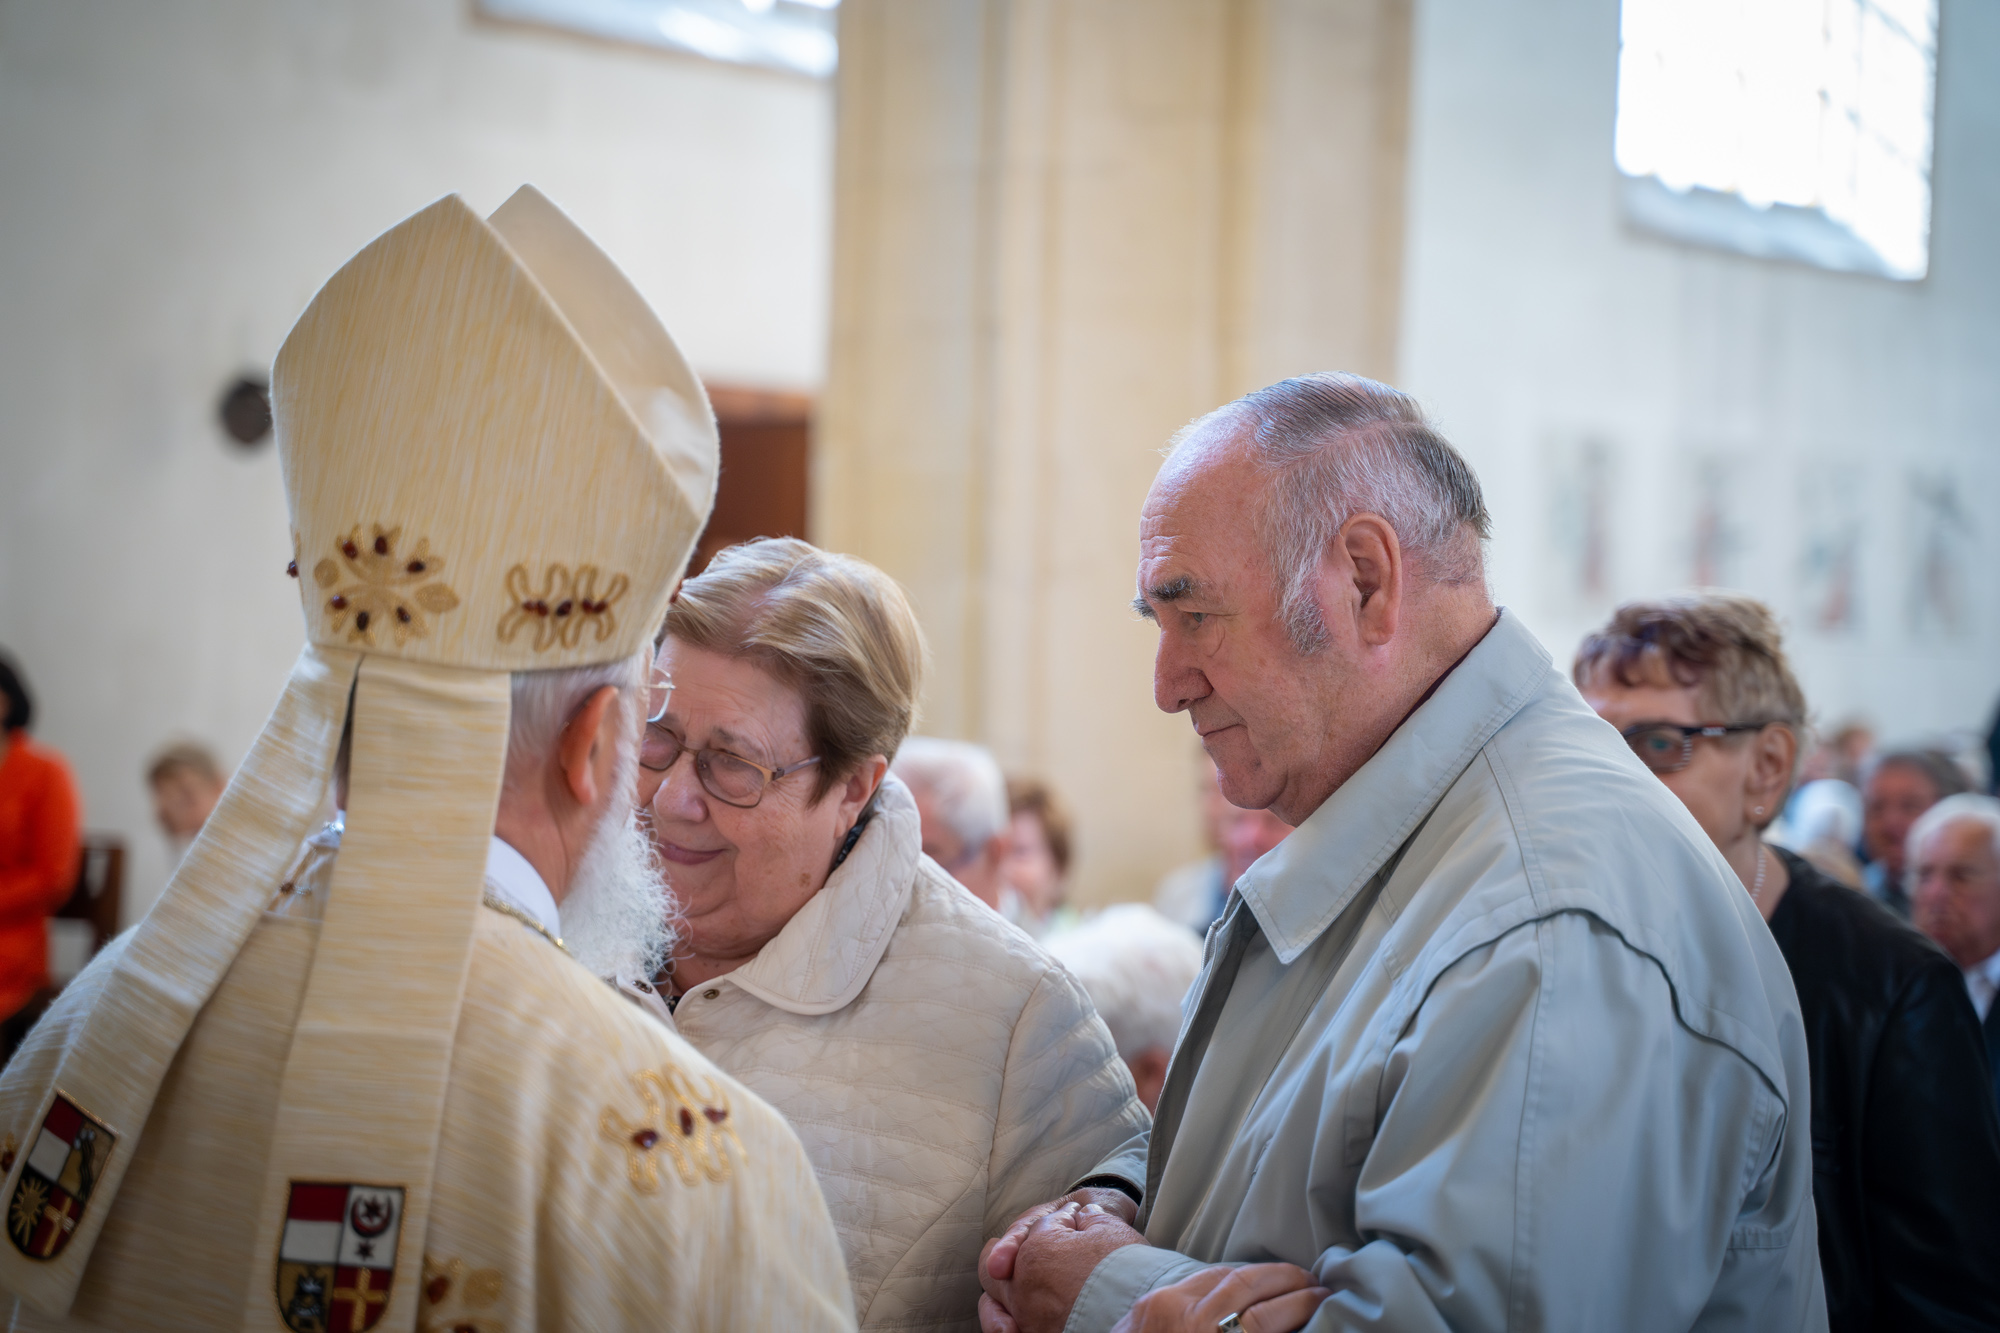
[818,0,1411,904]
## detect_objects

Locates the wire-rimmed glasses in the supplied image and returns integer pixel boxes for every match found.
[638,723,822,809]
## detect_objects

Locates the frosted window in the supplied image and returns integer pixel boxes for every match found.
[1613,0,1936,280]
[478,0,839,79]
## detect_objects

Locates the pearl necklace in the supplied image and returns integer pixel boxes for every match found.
[1749,845,1768,908]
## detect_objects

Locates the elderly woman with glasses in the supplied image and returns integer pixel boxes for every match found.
[636,538,1148,1333]
[1576,593,2000,1333]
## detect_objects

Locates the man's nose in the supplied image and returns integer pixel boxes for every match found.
[1153,634,1208,715]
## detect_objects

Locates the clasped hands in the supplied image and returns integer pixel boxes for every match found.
[977,1188,1329,1333]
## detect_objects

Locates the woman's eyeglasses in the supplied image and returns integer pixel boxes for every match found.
[1621,721,1768,774]
[639,724,822,809]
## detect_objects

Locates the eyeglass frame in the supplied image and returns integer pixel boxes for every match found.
[637,720,824,809]
[1619,720,1773,775]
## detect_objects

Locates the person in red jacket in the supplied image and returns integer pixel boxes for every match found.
[0,654,80,1061]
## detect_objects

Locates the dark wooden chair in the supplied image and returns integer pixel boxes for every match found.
[54,835,124,955]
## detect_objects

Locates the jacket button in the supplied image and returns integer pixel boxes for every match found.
[702,988,720,1000]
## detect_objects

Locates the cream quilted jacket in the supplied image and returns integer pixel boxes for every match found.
[666,776,1149,1331]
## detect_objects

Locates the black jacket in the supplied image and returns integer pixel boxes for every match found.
[1767,849,2000,1332]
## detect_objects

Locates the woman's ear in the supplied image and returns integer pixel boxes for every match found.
[840,755,890,823]
[1748,724,1799,823]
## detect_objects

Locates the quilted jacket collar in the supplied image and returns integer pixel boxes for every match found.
[724,774,922,1015]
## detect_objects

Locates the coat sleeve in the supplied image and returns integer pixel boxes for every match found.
[0,752,81,927]
[1067,912,1824,1333]
[1862,956,2000,1328]
[983,965,1151,1238]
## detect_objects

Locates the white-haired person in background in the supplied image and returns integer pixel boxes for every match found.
[1043,905,1202,1111]
[1910,792,2000,1113]
[893,735,1015,914]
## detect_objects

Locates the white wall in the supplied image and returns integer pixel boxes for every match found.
[1399,0,1999,754]
[0,0,830,920]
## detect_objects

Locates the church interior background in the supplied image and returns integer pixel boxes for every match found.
[2,0,1993,925]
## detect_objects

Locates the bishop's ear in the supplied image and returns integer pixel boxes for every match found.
[557,684,624,809]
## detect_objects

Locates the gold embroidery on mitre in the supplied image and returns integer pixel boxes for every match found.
[418,1255,505,1333]
[498,564,629,653]
[313,524,460,647]
[599,1064,742,1191]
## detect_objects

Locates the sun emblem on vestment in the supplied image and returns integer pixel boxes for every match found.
[498,563,629,652]
[313,524,460,647]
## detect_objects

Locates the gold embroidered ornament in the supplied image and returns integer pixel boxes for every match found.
[312,525,460,647]
[600,1064,743,1191]
[498,563,629,652]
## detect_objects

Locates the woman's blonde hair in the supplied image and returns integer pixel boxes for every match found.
[663,538,926,800]
[1572,591,1808,734]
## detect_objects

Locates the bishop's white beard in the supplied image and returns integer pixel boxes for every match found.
[559,745,680,986]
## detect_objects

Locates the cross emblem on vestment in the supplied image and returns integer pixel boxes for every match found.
[38,1194,76,1258]
[334,1267,388,1328]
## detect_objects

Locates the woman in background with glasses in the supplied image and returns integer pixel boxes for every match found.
[635,538,1165,1333]
[1575,592,2000,1333]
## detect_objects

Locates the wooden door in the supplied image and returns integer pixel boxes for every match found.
[690,385,812,575]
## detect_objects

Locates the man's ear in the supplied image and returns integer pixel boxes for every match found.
[1336,513,1404,647]
[557,685,623,810]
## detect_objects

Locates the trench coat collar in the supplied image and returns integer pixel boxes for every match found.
[725,774,922,1015]
[1235,608,1551,965]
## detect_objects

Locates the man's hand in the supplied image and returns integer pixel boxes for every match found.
[977,1199,1146,1333]
[1111,1264,1329,1333]
[986,1187,1140,1283]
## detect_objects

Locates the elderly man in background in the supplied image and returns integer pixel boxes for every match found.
[894,736,1014,913]
[1910,793,2000,1112]
[1152,758,1291,935]
[979,372,1822,1333]
[145,741,227,862]
[1861,749,1969,914]
[1044,905,1202,1111]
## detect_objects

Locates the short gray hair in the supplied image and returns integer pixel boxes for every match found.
[1182,372,1490,653]
[1044,905,1204,1058]
[890,736,1008,850]
[1907,792,2000,882]
[503,652,647,794]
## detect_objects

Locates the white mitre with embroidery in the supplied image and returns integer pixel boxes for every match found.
[0,188,855,1333]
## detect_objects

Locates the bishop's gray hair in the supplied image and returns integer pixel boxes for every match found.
[1178,372,1491,654]
[503,651,648,792]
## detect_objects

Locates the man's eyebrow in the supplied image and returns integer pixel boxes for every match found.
[1131,575,1200,620]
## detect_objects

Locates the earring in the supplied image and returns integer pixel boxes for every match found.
[1753,806,1765,817]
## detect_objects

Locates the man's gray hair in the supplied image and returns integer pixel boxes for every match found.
[1044,905,1204,1059]
[890,736,1008,851]
[1181,372,1491,654]
[1906,792,2000,882]
[503,651,647,792]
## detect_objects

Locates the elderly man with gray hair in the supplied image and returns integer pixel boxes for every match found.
[894,735,1013,911]
[978,373,1822,1333]
[1910,792,2000,1113]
